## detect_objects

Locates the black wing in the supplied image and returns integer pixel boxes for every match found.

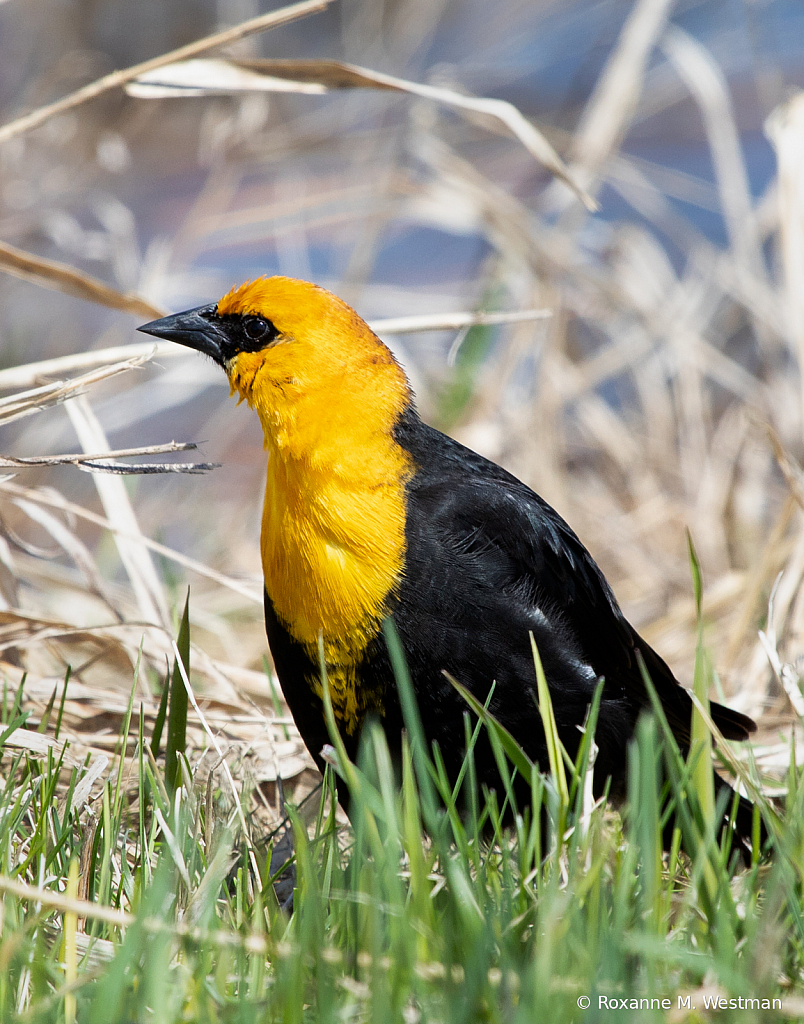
[396,412,754,753]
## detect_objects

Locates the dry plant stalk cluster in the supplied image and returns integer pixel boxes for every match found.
[0,0,801,834]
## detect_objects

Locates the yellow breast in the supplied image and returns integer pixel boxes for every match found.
[258,411,410,731]
[220,276,413,731]
[260,436,409,657]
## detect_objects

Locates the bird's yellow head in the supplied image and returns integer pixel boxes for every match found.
[139,275,412,458]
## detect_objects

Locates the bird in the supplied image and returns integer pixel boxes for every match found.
[139,275,760,856]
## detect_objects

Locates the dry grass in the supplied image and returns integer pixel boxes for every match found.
[0,0,802,833]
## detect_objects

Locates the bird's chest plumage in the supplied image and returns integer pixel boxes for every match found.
[259,439,410,733]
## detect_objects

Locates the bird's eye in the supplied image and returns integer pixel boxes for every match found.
[243,316,272,342]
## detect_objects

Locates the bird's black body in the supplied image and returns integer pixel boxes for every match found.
[265,403,757,848]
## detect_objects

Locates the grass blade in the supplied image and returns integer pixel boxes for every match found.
[531,633,569,805]
[165,592,190,795]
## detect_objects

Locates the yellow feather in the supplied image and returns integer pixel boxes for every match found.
[220,277,412,731]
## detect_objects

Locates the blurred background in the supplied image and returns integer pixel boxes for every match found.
[0,0,802,790]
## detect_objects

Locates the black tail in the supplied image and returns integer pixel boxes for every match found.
[711,700,757,742]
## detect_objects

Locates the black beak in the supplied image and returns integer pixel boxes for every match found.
[138,304,227,366]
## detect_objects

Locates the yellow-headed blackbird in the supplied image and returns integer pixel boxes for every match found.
[139,276,758,850]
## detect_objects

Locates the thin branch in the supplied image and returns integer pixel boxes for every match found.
[0,0,334,145]
[0,311,550,389]
[0,353,153,425]
[0,345,172,391]
[0,241,165,320]
[0,442,198,468]
[370,308,552,334]
[75,460,219,476]
[128,56,595,209]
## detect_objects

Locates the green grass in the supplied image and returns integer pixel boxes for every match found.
[0,608,799,1022]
